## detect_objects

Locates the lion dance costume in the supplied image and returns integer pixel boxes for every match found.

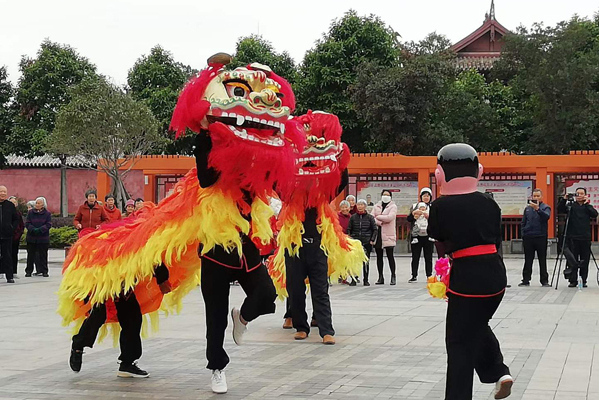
[58,54,303,391]
[269,111,365,343]
[427,143,513,400]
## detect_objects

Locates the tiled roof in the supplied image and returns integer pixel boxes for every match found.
[455,56,499,71]
[6,155,96,168]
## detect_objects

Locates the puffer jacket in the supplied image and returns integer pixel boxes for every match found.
[372,201,398,247]
[347,212,378,246]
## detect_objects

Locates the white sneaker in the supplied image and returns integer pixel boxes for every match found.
[494,375,513,399]
[211,369,227,394]
[231,307,247,345]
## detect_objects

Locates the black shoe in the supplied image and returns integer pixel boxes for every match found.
[349,280,357,286]
[583,283,588,288]
[568,283,577,288]
[390,276,396,285]
[25,273,32,277]
[363,281,370,286]
[408,277,417,283]
[518,282,530,287]
[42,273,49,277]
[70,349,83,372]
[354,276,360,284]
[375,278,384,285]
[541,283,552,287]
[33,272,43,276]
[6,279,14,283]
[118,362,149,378]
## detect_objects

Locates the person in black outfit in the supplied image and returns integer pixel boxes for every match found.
[0,186,20,283]
[407,187,434,282]
[558,187,598,287]
[428,143,513,400]
[69,263,171,377]
[519,189,552,287]
[193,133,277,376]
[8,196,24,277]
[347,199,377,286]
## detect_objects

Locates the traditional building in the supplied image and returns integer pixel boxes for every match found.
[451,0,509,73]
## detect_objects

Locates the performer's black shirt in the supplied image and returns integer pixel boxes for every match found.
[428,192,502,254]
[428,192,506,295]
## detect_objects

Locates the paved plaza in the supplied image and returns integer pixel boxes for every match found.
[0,250,597,400]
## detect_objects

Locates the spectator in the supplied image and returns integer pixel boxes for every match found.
[347,199,377,286]
[135,198,144,211]
[104,194,122,222]
[8,196,24,278]
[74,189,109,231]
[0,186,20,283]
[372,189,397,285]
[407,188,434,282]
[337,200,351,233]
[558,187,599,288]
[124,199,136,218]
[519,189,551,287]
[27,201,35,212]
[25,197,52,277]
[346,195,357,214]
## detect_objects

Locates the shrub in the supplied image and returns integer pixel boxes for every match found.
[20,226,79,248]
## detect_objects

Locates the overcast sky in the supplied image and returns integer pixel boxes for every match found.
[2,0,597,86]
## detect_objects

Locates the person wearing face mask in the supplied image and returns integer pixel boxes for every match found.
[371,190,397,285]
[406,188,434,282]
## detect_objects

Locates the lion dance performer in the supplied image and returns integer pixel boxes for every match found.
[427,143,513,400]
[269,111,365,345]
[58,54,302,394]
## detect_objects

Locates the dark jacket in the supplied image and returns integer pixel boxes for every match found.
[0,200,20,240]
[26,208,52,244]
[521,202,551,238]
[558,198,598,240]
[74,201,109,229]
[13,211,25,242]
[347,212,378,246]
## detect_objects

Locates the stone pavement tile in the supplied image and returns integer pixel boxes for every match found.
[555,391,588,400]
[521,389,560,400]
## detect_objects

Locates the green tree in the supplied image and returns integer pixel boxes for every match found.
[10,40,97,156]
[350,33,456,155]
[46,77,162,209]
[127,45,196,154]
[0,66,13,168]
[231,35,298,85]
[296,10,401,152]
[492,15,599,154]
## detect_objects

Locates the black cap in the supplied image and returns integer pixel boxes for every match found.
[437,143,479,182]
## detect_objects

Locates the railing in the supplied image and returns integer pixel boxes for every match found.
[502,218,522,241]
[556,217,598,242]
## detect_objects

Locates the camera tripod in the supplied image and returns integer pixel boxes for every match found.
[550,202,600,289]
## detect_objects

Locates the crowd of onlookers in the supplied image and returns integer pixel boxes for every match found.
[0,186,146,283]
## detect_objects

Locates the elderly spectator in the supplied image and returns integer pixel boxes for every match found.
[27,201,35,212]
[347,199,377,286]
[103,194,122,222]
[74,189,109,231]
[337,200,352,232]
[372,190,398,285]
[0,186,20,283]
[25,197,52,277]
[8,196,24,278]
[135,198,144,211]
[346,195,358,215]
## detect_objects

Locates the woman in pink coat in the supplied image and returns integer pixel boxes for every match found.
[371,190,398,285]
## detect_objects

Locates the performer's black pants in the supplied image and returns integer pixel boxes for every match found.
[411,236,433,278]
[565,238,591,284]
[445,292,510,400]
[72,292,143,365]
[0,239,13,280]
[200,259,276,371]
[375,246,396,278]
[522,236,548,284]
[362,243,372,282]
[286,242,334,338]
[26,242,48,275]
[11,238,20,274]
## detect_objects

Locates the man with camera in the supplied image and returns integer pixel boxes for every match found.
[558,187,598,288]
[519,189,551,287]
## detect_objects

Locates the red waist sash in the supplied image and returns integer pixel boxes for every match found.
[450,244,497,259]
